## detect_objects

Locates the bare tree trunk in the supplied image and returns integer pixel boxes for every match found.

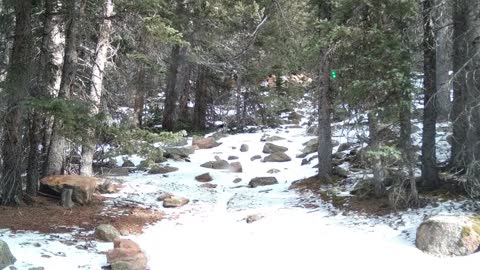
[162,45,182,131]
[435,0,453,120]
[26,0,64,195]
[80,0,113,176]
[133,64,146,128]
[178,64,193,123]
[449,0,468,170]
[368,112,386,197]
[1,0,33,205]
[193,65,208,131]
[421,0,439,189]
[317,51,332,181]
[464,1,480,197]
[46,0,86,176]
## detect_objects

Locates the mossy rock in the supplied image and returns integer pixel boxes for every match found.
[137,159,154,170]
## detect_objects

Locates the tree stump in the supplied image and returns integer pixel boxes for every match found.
[61,188,74,209]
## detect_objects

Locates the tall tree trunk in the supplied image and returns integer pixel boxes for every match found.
[133,64,146,128]
[317,51,332,181]
[46,0,86,176]
[178,64,193,123]
[435,0,453,120]
[449,0,468,170]
[421,0,439,189]
[464,1,480,197]
[1,0,33,205]
[368,112,386,197]
[162,45,182,131]
[26,0,64,195]
[193,66,208,131]
[80,0,113,176]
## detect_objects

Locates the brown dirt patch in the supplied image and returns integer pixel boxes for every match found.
[0,194,163,238]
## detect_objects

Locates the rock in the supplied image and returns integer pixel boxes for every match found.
[200,159,229,170]
[163,196,189,208]
[306,125,318,136]
[260,135,285,142]
[229,162,243,173]
[250,155,262,161]
[200,183,217,189]
[228,156,239,160]
[267,169,280,174]
[297,138,318,158]
[240,144,249,152]
[156,191,173,201]
[0,240,16,269]
[95,224,121,242]
[107,239,147,270]
[416,216,480,256]
[195,173,213,182]
[137,160,154,170]
[28,267,44,270]
[288,111,303,121]
[233,178,242,183]
[263,152,292,162]
[262,143,288,154]
[40,175,98,205]
[121,160,135,167]
[337,142,353,152]
[332,166,349,178]
[102,167,129,176]
[192,136,221,149]
[164,146,195,158]
[249,177,279,188]
[246,214,264,224]
[148,165,178,174]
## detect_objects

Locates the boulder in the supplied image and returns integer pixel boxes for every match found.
[228,156,239,160]
[229,162,243,173]
[416,215,480,256]
[164,146,195,158]
[260,135,285,142]
[148,165,178,174]
[249,177,279,188]
[95,224,121,242]
[121,159,135,167]
[240,144,249,152]
[200,159,229,170]
[0,240,16,269]
[337,142,353,152]
[163,196,189,208]
[195,173,213,183]
[263,143,288,154]
[297,138,318,158]
[192,136,221,149]
[40,175,98,205]
[250,155,262,161]
[263,152,292,162]
[107,239,147,270]
[233,178,242,183]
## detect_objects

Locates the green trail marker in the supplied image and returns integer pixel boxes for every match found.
[331,69,337,80]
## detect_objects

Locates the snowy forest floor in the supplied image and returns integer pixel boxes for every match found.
[1,102,480,269]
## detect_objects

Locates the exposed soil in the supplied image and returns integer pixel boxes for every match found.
[0,194,163,238]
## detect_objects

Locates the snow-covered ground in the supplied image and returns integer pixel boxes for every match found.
[2,111,479,269]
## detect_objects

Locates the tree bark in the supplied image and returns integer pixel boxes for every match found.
[133,63,146,128]
[435,0,453,120]
[1,0,33,205]
[27,0,64,195]
[193,65,208,131]
[46,0,86,176]
[368,112,386,197]
[449,0,468,170]
[162,45,182,131]
[317,51,332,181]
[80,0,113,176]
[421,0,439,189]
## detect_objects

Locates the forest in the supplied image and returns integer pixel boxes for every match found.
[0,0,479,269]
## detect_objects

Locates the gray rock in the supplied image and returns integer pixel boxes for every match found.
[229,162,243,173]
[0,240,16,269]
[156,191,173,201]
[195,173,213,182]
[249,177,279,188]
[200,160,229,170]
[416,216,480,256]
[233,178,242,183]
[228,156,239,160]
[95,224,121,242]
[164,146,195,158]
[148,165,178,174]
[240,144,249,152]
[260,135,285,142]
[263,152,292,162]
[267,169,280,174]
[250,155,262,161]
[246,214,264,224]
[337,142,353,152]
[102,167,129,176]
[263,143,288,154]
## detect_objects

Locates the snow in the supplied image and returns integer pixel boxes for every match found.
[2,109,479,269]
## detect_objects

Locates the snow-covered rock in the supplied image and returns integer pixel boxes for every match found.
[416,215,480,256]
[262,142,288,154]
